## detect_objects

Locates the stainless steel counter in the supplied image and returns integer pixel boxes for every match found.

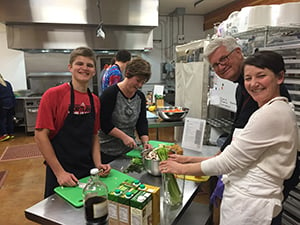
[25,145,219,225]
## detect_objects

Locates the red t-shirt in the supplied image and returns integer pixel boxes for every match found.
[35,83,100,139]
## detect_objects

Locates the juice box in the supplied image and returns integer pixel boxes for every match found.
[108,184,138,225]
[138,184,160,225]
[130,191,152,225]
[118,185,139,225]
[108,188,124,225]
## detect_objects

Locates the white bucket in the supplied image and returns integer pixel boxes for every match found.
[277,2,300,27]
[247,5,272,30]
[226,11,240,35]
[238,6,252,33]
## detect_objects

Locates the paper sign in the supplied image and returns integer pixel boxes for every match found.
[182,117,206,151]
[152,85,164,102]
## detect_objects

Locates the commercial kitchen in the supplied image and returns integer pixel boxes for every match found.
[0,0,300,224]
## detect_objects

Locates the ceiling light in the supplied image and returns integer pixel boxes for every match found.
[96,0,105,39]
[96,24,105,39]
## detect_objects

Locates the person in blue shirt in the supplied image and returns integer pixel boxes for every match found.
[101,50,131,92]
[0,74,16,141]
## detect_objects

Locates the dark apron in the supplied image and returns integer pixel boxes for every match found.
[45,82,95,198]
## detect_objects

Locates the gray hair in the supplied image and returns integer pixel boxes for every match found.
[203,36,241,60]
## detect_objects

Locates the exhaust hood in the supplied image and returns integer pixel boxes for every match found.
[0,0,158,51]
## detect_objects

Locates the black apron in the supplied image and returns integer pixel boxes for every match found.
[45,82,95,198]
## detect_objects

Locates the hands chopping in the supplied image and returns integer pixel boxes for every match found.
[143,142,152,150]
[122,136,137,149]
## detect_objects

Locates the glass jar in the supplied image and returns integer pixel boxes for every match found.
[83,168,109,225]
[162,173,185,207]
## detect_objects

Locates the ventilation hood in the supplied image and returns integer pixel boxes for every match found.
[0,0,158,51]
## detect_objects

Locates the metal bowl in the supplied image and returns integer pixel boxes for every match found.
[143,157,161,176]
[157,106,189,121]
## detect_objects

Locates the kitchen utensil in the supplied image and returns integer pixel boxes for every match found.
[77,181,87,189]
[157,106,189,121]
[143,157,161,176]
[142,148,161,176]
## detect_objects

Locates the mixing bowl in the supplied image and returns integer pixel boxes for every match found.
[157,106,189,121]
[143,157,161,176]
[142,149,161,176]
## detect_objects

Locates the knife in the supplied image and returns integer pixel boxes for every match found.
[77,181,87,189]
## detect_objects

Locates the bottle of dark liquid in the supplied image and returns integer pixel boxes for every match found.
[83,168,108,225]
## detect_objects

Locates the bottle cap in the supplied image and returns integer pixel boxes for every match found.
[125,192,132,198]
[139,184,146,189]
[133,180,141,186]
[114,189,121,195]
[90,168,99,175]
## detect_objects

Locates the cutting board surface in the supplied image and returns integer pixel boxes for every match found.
[54,169,136,207]
[126,140,175,158]
[175,174,210,182]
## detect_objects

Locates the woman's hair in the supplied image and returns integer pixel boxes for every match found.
[243,51,285,75]
[69,46,96,67]
[203,36,241,60]
[125,57,151,82]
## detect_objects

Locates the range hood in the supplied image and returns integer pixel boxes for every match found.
[0,0,158,51]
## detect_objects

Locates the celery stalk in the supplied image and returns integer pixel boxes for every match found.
[156,146,182,206]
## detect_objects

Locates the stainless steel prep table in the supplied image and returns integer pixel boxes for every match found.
[25,145,219,225]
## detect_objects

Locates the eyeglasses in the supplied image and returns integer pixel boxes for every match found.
[211,49,236,70]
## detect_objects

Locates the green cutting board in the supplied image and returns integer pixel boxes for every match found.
[54,169,136,208]
[126,140,175,158]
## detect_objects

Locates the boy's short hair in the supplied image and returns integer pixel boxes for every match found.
[69,46,96,67]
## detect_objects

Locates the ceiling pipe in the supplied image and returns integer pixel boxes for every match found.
[194,0,204,8]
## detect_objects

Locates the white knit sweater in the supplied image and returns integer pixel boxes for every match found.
[202,97,298,197]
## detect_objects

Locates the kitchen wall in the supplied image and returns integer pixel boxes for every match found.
[0,14,205,92]
[0,24,27,90]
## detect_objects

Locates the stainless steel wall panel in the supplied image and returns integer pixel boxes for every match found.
[6,24,153,50]
[0,0,158,27]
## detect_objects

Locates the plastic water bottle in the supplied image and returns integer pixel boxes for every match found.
[83,168,108,225]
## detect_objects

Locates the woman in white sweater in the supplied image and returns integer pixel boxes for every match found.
[160,51,298,225]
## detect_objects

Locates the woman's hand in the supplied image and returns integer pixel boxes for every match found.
[122,136,137,149]
[160,160,204,176]
[168,154,190,163]
[143,142,152,150]
[159,160,184,174]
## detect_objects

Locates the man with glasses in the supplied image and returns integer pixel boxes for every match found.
[203,37,298,225]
